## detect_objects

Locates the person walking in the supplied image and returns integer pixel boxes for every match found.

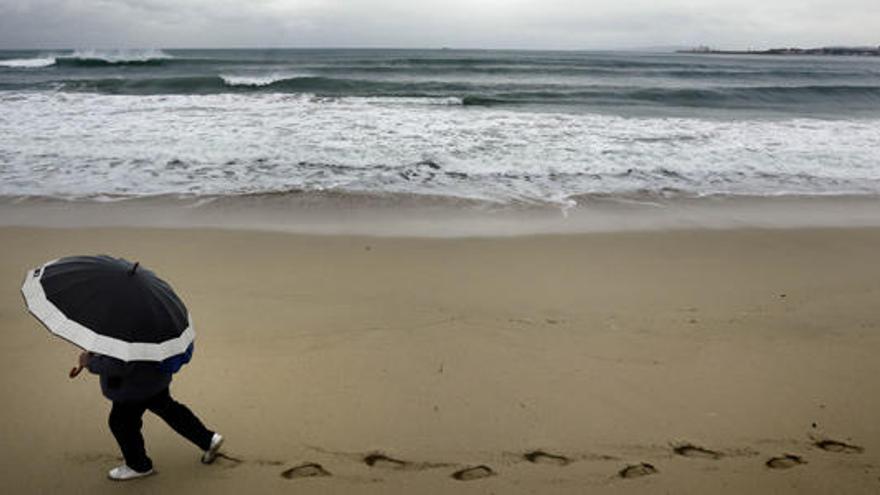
[77,351,224,480]
[21,255,224,481]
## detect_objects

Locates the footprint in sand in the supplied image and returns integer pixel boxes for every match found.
[214,453,244,469]
[619,463,658,479]
[815,440,864,454]
[281,462,332,479]
[523,450,571,466]
[451,465,495,481]
[673,443,723,460]
[364,453,409,469]
[766,454,807,469]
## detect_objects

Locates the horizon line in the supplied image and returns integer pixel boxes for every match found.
[1,42,877,53]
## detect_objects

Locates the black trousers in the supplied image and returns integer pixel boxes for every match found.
[108,387,213,472]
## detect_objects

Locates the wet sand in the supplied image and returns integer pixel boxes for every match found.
[1,226,879,493]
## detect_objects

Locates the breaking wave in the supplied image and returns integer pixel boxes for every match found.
[57,49,173,66]
[0,57,57,68]
[0,50,174,69]
[220,74,312,87]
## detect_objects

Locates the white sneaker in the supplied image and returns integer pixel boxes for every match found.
[201,433,224,464]
[107,464,155,481]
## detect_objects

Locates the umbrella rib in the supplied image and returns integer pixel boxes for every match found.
[143,281,188,333]
[148,278,187,318]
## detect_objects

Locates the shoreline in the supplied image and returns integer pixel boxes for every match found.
[3,194,880,237]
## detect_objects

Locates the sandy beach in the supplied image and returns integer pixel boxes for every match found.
[2,225,880,493]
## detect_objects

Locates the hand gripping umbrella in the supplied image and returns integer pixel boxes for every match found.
[21,255,195,377]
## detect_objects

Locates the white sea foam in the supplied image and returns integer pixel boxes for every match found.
[341,96,464,106]
[315,95,464,107]
[1,91,879,203]
[0,57,56,68]
[220,74,299,87]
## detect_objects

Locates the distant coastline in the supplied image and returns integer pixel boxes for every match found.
[678,45,880,56]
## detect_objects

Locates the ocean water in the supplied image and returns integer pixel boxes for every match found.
[1,48,879,206]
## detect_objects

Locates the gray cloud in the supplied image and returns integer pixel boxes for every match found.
[0,0,877,49]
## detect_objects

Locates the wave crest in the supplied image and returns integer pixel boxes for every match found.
[58,49,173,66]
[220,74,306,87]
[0,57,57,68]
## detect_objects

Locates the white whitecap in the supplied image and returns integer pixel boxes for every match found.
[0,57,56,68]
[220,74,301,87]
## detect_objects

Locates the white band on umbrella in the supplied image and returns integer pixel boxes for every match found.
[21,260,195,362]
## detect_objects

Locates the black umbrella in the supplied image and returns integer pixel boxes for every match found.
[21,255,194,365]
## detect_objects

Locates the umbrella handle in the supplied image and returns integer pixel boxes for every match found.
[69,365,83,379]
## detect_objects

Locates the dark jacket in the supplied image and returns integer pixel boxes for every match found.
[86,353,172,402]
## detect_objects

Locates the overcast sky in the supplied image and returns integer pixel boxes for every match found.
[1,0,878,50]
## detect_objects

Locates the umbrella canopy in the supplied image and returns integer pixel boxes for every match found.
[21,255,195,362]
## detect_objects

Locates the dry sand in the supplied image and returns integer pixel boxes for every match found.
[1,226,879,493]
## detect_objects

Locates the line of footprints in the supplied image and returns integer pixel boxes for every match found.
[620,440,863,480]
[214,438,865,482]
